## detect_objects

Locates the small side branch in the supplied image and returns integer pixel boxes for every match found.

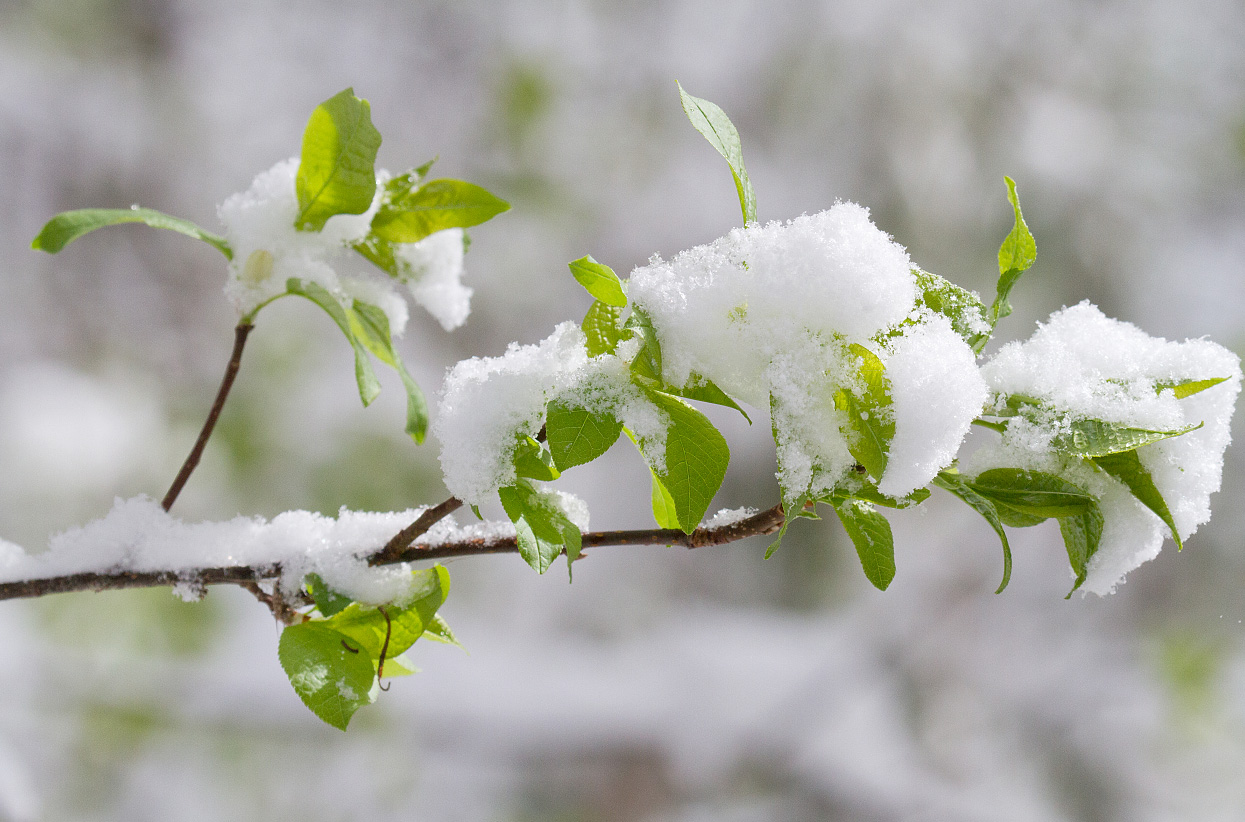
[0,505,786,603]
[371,497,464,565]
[162,323,253,512]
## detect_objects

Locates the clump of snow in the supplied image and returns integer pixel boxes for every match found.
[434,323,589,505]
[397,227,471,331]
[967,302,1241,594]
[879,314,989,497]
[217,160,475,332]
[627,204,982,503]
[702,507,759,529]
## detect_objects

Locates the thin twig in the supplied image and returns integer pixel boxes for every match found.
[0,505,786,603]
[372,497,463,565]
[162,323,253,512]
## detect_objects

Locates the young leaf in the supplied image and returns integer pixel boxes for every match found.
[764,493,810,559]
[325,566,450,662]
[832,482,930,510]
[1093,449,1182,549]
[545,401,623,471]
[370,179,510,244]
[513,434,560,481]
[990,176,1037,324]
[654,374,751,424]
[285,279,380,406]
[1156,377,1229,399]
[832,499,896,591]
[676,82,757,225]
[1053,418,1200,458]
[1059,502,1104,597]
[833,344,894,481]
[296,88,383,232]
[624,308,663,382]
[568,256,627,307]
[278,621,377,731]
[649,466,682,530]
[932,472,1013,593]
[582,301,625,357]
[637,388,730,534]
[421,614,466,650]
[498,479,583,575]
[968,468,1095,520]
[913,268,991,352]
[32,207,233,260]
[305,573,353,618]
[347,299,430,442]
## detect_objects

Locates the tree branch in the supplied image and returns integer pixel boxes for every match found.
[162,323,253,512]
[0,505,786,603]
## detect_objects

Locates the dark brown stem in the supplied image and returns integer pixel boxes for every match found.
[162,323,253,512]
[0,505,786,603]
[372,497,463,565]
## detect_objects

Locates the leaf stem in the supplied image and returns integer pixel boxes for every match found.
[161,323,253,511]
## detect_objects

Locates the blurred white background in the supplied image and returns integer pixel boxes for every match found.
[1,0,1244,819]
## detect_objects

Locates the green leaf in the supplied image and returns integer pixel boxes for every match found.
[1053,419,1200,458]
[285,279,380,406]
[278,622,377,730]
[305,573,353,618]
[990,177,1037,324]
[296,88,383,232]
[832,499,895,591]
[649,465,682,529]
[568,256,627,307]
[968,468,1095,520]
[677,82,757,224]
[764,494,810,559]
[1093,449,1182,550]
[421,614,466,651]
[1156,377,1230,399]
[624,308,663,381]
[583,301,625,357]
[324,566,450,663]
[371,179,509,244]
[913,268,991,352]
[833,344,894,481]
[346,299,429,442]
[513,434,560,481]
[545,401,623,471]
[498,479,583,575]
[31,207,233,260]
[831,482,930,510]
[635,388,730,533]
[1059,502,1104,597]
[657,374,751,424]
[932,471,1013,593]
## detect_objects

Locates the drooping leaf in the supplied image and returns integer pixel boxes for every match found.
[324,566,450,663]
[421,614,466,650]
[831,482,931,510]
[636,388,730,534]
[582,301,625,357]
[1093,449,1182,549]
[1156,377,1230,399]
[968,468,1095,520]
[1059,502,1104,597]
[990,176,1037,324]
[498,479,583,575]
[913,268,991,352]
[649,464,682,530]
[764,493,811,559]
[278,621,377,730]
[833,344,894,481]
[1053,418,1200,458]
[658,374,751,424]
[295,88,383,232]
[568,256,627,307]
[305,573,354,618]
[371,179,509,244]
[832,498,896,591]
[285,279,380,406]
[545,401,623,471]
[676,82,757,224]
[31,207,233,260]
[512,434,560,481]
[346,299,429,442]
[932,471,1013,593]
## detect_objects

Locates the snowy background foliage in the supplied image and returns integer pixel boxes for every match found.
[2,0,1245,819]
